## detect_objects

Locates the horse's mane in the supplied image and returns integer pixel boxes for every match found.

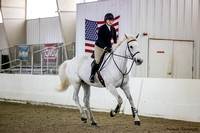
[112,36,126,50]
[112,34,136,51]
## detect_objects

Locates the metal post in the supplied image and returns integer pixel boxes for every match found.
[41,52,43,75]
[56,48,59,73]
[47,50,49,74]
[14,45,17,61]
[0,50,2,71]
[64,44,68,60]
[61,44,64,62]
[20,60,22,74]
[73,42,75,57]
[31,45,34,74]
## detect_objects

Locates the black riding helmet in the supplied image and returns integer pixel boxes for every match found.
[104,13,114,22]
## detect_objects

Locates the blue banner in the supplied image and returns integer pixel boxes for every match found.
[19,46,29,60]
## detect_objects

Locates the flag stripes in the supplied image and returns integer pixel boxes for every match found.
[85,16,120,53]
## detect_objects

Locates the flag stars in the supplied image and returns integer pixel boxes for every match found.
[85,19,98,41]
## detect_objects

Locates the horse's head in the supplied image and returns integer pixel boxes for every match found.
[124,34,143,66]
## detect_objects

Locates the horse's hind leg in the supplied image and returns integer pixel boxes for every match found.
[72,83,87,123]
[82,83,97,127]
[121,83,140,126]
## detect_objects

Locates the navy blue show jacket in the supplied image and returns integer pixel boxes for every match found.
[95,24,117,49]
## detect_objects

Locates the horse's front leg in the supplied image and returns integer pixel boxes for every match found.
[121,83,140,126]
[106,84,123,117]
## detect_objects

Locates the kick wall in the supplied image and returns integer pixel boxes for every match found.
[0,74,199,122]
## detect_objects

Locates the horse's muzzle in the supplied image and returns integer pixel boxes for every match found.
[135,58,143,65]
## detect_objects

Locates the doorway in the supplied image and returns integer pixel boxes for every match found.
[148,39,194,79]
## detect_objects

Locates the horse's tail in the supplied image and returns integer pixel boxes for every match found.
[56,60,71,92]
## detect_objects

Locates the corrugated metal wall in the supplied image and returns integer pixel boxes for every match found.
[26,19,40,44]
[130,0,200,78]
[26,17,63,44]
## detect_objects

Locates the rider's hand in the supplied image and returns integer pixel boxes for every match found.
[104,47,112,53]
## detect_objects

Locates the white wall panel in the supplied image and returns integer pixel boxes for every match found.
[59,12,76,43]
[162,0,170,38]
[0,24,9,54]
[1,0,26,46]
[76,0,200,78]
[173,41,193,78]
[3,20,26,45]
[26,17,63,44]
[2,0,25,7]
[58,0,81,11]
[0,74,200,122]
[1,8,25,19]
[57,0,78,43]
[130,0,200,78]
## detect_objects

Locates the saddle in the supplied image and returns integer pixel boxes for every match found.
[91,51,95,58]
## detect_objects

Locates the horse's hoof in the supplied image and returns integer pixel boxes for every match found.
[81,117,87,123]
[110,110,116,117]
[91,122,97,127]
[134,121,140,126]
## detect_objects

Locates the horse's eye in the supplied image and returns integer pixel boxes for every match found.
[130,46,133,49]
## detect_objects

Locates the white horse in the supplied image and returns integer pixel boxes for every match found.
[57,34,143,126]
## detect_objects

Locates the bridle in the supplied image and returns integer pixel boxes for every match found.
[126,39,140,59]
[99,39,140,87]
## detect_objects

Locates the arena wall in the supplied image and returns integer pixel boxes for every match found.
[76,0,200,78]
[0,74,199,122]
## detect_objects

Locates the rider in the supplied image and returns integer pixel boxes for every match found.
[89,13,117,83]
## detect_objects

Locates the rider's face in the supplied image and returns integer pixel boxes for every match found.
[106,19,114,26]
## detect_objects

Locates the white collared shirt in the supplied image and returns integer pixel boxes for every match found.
[106,23,111,31]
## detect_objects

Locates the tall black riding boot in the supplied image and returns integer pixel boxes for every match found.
[89,61,99,83]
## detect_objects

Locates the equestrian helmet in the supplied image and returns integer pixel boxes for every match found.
[104,13,114,21]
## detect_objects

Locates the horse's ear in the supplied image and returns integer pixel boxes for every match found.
[136,34,139,39]
[124,34,128,39]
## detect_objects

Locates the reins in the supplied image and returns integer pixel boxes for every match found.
[98,39,140,87]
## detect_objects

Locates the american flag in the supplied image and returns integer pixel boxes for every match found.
[85,16,120,53]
